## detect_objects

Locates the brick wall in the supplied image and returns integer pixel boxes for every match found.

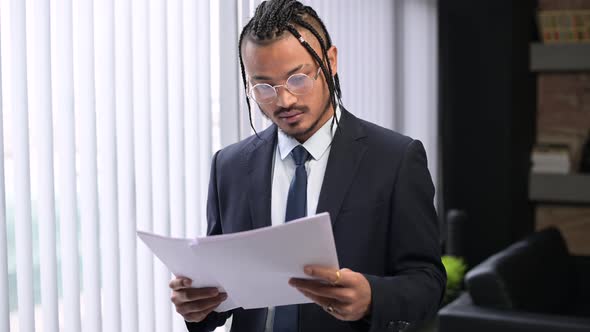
[535,0,590,255]
[537,74,590,137]
[537,0,590,136]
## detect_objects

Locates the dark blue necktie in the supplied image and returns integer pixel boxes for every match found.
[285,145,310,221]
[273,145,310,332]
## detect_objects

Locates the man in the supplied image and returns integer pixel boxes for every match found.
[169,0,446,331]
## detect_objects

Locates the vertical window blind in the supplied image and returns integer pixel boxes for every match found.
[0,0,212,331]
[0,1,437,332]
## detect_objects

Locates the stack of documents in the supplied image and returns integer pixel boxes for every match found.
[137,212,339,312]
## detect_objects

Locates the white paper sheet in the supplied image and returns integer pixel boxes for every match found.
[137,212,339,311]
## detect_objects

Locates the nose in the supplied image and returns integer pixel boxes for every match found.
[275,86,297,108]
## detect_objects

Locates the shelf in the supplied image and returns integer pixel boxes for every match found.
[529,173,590,204]
[530,43,590,72]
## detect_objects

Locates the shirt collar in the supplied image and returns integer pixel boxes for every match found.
[277,105,341,161]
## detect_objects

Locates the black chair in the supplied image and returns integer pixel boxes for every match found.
[438,227,590,332]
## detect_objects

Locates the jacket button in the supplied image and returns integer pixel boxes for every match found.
[387,320,411,331]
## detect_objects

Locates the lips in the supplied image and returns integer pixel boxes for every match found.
[277,110,304,124]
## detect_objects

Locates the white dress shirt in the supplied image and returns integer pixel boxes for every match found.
[271,106,340,226]
[265,106,340,331]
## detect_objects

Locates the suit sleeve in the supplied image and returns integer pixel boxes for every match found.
[363,139,446,331]
[185,151,234,332]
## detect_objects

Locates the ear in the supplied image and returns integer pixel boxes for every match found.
[327,45,338,77]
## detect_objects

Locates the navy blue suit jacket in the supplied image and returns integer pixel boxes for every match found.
[186,109,446,332]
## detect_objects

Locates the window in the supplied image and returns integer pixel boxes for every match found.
[0,1,437,331]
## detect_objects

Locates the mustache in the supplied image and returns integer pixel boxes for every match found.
[274,106,308,117]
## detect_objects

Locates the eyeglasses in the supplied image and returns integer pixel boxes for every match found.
[247,67,322,104]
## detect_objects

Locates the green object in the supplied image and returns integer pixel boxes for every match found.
[442,255,467,304]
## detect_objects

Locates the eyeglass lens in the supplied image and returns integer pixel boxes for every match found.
[251,73,315,104]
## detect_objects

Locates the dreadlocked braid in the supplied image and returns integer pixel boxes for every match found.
[237,0,343,137]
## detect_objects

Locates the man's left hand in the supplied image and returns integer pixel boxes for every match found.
[289,265,372,321]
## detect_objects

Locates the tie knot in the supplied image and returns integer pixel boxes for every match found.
[291,145,310,166]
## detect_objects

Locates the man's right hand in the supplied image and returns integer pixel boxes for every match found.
[169,277,228,323]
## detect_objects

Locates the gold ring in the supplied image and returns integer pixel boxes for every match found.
[332,270,341,286]
[326,304,335,314]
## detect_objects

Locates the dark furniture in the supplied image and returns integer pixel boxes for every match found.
[438,227,590,332]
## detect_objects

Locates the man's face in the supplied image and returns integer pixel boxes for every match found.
[242,32,337,142]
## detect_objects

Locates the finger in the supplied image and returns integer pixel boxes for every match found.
[289,278,336,293]
[171,288,220,304]
[184,288,221,301]
[169,277,192,290]
[298,289,336,308]
[291,279,355,302]
[184,306,217,323]
[176,293,228,316]
[299,289,348,319]
[304,266,350,286]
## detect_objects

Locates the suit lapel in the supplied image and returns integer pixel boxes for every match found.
[247,125,277,230]
[246,109,367,230]
[316,109,368,224]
